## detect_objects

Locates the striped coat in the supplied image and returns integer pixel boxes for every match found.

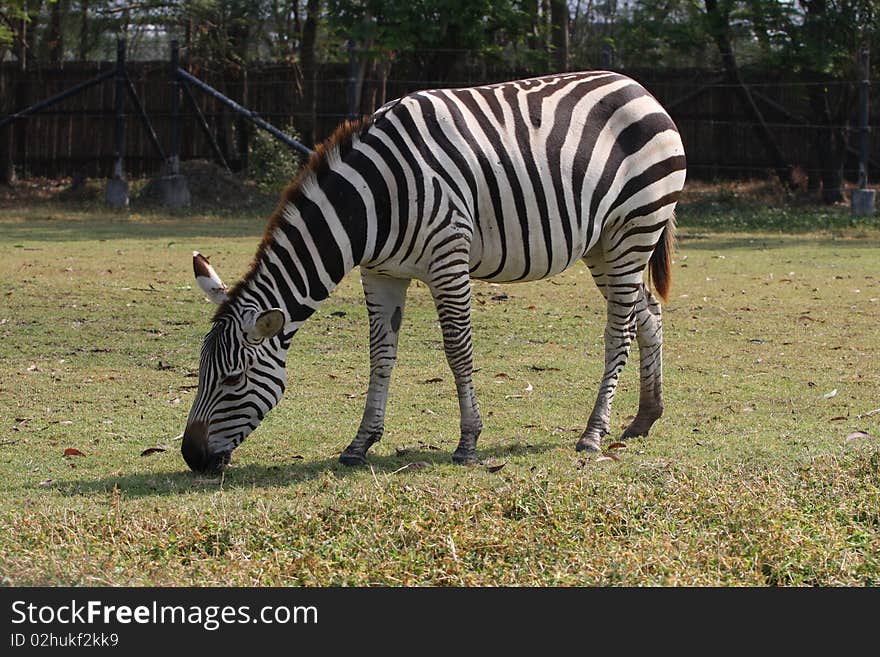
[182,71,686,472]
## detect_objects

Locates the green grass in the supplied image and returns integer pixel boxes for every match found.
[1,186,879,586]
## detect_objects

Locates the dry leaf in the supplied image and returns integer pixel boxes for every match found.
[485,462,507,473]
[598,451,621,461]
[291,454,304,460]
[63,448,85,457]
[38,479,53,487]
[819,389,838,400]
[828,416,847,422]
[606,442,628,451]
[140,447,166,456]
[494,372,510,379]
[423,377,443,384]
[523,382,533,393]
[845,430,875,443]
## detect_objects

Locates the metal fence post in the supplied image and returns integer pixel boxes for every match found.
[346,39,359,121]
[161,39,191,208]
[852,46,875,217]
[105,38,129,208]
[170,40,182,176]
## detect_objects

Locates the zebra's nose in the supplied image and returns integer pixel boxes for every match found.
[182,421,210,472]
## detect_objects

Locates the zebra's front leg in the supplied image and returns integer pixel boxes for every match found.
[339,272,410,466]
[429,270,482,465]
[576,289,638,452]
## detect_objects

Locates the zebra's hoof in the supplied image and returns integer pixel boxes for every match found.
[338,451,368,466]
[575,436,601,452]
[451,449,477,465]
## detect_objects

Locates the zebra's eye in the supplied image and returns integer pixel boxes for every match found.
[221,372,244,387]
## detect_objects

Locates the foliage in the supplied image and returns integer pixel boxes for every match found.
[247,123,303,193]
[324,0,543,74]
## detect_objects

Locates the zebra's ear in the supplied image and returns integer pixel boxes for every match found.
[193,251,229,305]
[245,308,286,343]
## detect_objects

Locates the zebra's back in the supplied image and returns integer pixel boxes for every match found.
[369,71,686,283]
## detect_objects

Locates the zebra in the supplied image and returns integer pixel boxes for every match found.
[181,70,686,473]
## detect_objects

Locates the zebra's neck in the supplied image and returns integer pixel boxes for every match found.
[236,154,384,333]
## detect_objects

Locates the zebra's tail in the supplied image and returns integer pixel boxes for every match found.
[648,212,677,303]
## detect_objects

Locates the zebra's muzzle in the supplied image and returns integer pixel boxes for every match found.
[182,421,230,473]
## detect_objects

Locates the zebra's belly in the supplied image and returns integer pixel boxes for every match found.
[466,212,592,283]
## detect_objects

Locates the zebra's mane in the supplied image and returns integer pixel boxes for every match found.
[213,116,375,321]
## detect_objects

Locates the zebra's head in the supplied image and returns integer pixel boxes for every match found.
[182,252,288,473]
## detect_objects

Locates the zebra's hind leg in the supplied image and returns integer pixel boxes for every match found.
[621,284,664,439]
[576,249,639,453]
[428,267,482,465]
[339,271,410,466]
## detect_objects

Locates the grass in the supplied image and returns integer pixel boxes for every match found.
[0,180,879,586]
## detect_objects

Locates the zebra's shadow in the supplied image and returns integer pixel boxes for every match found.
[42,440,557,499]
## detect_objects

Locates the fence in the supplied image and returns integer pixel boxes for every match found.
[1,60,877,183]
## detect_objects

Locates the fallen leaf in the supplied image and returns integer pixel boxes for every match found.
[140,447,166,456]
[819,389,838,400]
[494,372,510,379]
[63,448,85,457]
[523,382,533,393]
[846,430,876,443]
[606,442,628,451]
[485,462,506,473]
[491,294,510,301]
[38,479,53,487]
[828,416,847,422]
[423,377,443,384]
[329,311,347,317]
[526,305,536,310]
[600,451,621,461]
[291,454,304,459]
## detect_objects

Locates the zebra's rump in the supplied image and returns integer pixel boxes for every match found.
[375,71,686,283]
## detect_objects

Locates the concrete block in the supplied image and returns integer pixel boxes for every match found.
[104,177,129,208]
[851,188,876,217]
[160,174,191,208]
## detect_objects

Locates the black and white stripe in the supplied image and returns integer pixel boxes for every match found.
[181,70,686,472]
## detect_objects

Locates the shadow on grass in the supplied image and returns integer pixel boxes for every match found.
[41,440,557,499]
[677,233,880,251]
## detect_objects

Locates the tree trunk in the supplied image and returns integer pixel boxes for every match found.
[47,0,64,65]
[807,82,845,204]
[704,0,794,188]
[78,0,90,60]
[0,68,14,185]
[801,0,846,204]
[300,0,320,146]
[550,0,569,72]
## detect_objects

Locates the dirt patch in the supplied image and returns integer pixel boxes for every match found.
[135,160,275,209]
[0,160,278,210]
